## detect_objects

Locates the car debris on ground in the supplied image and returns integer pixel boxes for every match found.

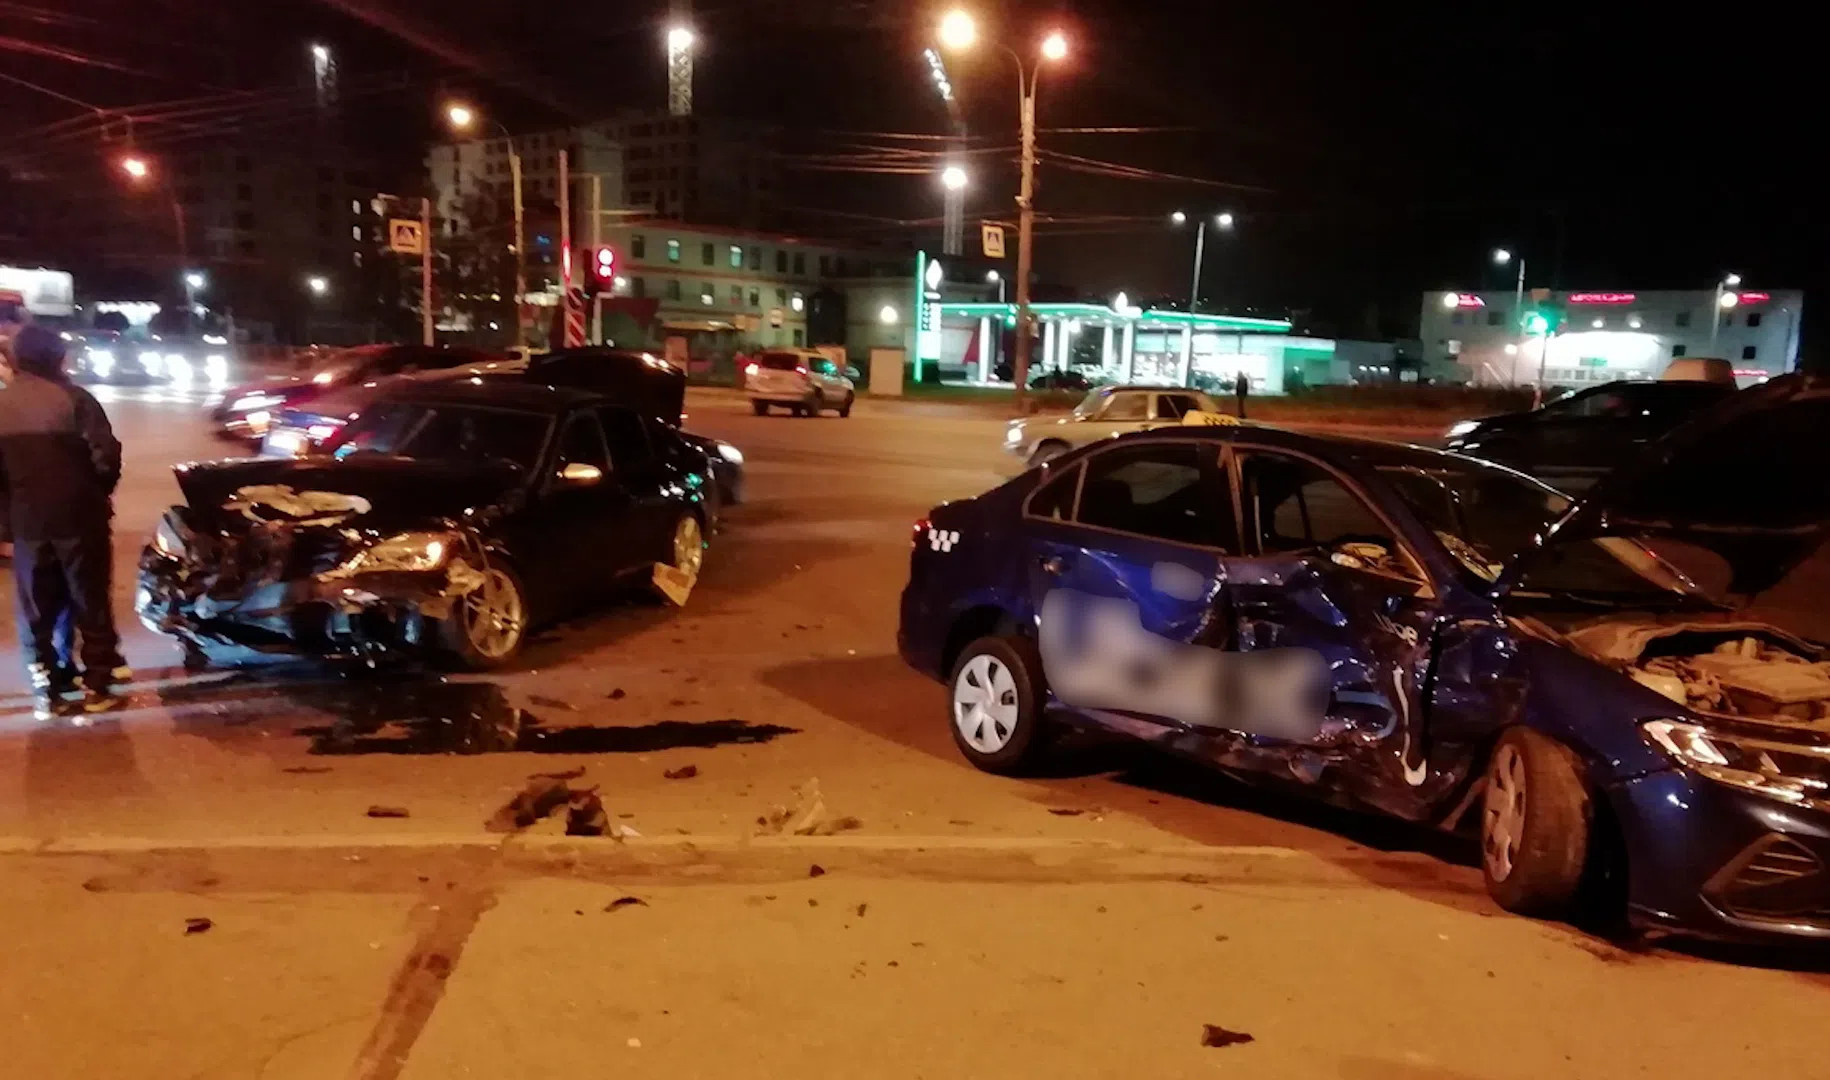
[1200,1025,1254,1049]
[184,918,213,935]
[663,764,699,780]
[365,805,409,818]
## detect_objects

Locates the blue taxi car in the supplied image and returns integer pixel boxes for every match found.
[899,376,1830,942]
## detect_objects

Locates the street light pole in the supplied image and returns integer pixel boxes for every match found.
[1712,273,1741,346]
[1013,73,1037,409]
[446,104,526,355]
[1188,219,1206,314]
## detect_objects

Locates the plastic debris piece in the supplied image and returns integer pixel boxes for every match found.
[531,766,586,781]
[566,790,609,836]
[664,764,699,780]
[488,777,572,832]
[1048,808,1085,817]
[528,694,575,711]
[282,765,332,774]
[809,864,827,878]
[607,688,626,700]
[366,805,410,819]
[1201,1025,1254,1049]
[605,896,648,912]
[184,917,213,935]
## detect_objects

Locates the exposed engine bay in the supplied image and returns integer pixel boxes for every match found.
[1562,620,1830,725]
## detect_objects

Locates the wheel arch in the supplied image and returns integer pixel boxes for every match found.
[941,603,1024,677]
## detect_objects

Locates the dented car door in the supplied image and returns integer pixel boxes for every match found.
[1023,439,1235,737]
[1223,447,1443,818]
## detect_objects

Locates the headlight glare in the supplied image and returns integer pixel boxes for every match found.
[339,531,454,574]
[1445,419,1481,440]
[717,442,744,464]
[1642,719,1830,808]
[232,392,285,412]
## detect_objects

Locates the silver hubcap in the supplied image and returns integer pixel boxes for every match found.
[1482,743,1527,882]
[671,516,704,583]
[953,654,1020,753]
[462,569,525,659]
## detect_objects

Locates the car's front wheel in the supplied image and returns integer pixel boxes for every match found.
[751,400,769,416]
[948,635,1050,775]
[1480,727,1593,917]
[838,392,854,418]
[440,563,529,670]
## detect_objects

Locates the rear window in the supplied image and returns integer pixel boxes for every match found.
[758,353,804,371]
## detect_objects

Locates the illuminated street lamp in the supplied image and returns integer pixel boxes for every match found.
[306,275,329,297]
[666,25,695,50]
[940,164,968,190]
[986,268,1005,303]
[445,101,525,353]
[119,154,191,318]
[1491,245,1534,398]
[120,155,150,180]
[1173,211,1237,313]
[184,271,206,291]
[937,9,1069,405]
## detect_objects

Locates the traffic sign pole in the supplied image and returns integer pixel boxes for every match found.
[420,196,434,346]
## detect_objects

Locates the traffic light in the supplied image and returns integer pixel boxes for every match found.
[588,245,616,294]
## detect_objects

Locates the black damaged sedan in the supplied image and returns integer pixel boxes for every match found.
[138,377,719,670]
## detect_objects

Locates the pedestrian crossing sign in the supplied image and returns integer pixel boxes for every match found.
[388,219,424,255]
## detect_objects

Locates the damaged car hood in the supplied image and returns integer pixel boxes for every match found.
[175,456,523,529]
[1500,374,1830,600]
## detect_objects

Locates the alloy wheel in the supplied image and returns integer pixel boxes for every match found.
[671,515,705,583]
[462,569,525,659]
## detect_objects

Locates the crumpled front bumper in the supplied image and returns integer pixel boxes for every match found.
[136,543,484,658]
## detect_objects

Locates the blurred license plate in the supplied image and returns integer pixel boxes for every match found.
[266,428,307,457]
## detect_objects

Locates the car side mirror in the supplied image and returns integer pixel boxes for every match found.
[845,365,862,380]
[558,462,603,484]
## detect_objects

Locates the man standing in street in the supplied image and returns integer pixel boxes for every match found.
[0,324,125,720]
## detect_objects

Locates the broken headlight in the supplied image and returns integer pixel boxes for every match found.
[338,531,454,574]
[1643,719,1830,809]
[152,516,187,559]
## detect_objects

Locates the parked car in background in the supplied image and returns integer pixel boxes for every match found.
[901,374,1830,944]
[1443,379,1738,487]
[1001,385,1223,470]
[212,343,501,442]
[141,378,720,671]
[1660,357,1737,384]
[744,349,855,417]
[262,348,745,518]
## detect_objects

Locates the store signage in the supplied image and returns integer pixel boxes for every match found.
[1567,292,1636,305]
[1739,291,1771,303]
[1444,293,1485,308]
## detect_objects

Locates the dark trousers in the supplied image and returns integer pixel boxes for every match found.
[10,527,120,680]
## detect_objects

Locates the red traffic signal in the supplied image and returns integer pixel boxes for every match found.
[594,246,616,280]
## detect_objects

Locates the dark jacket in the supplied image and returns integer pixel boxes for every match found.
[0,371,122,540]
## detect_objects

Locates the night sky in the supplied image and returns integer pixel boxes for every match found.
[4,0,1822,356]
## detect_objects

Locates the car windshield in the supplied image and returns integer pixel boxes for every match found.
[1377,460,1709,605]
[757,353,803,371]
[329,401,551,471]
[1072,390,1109,419]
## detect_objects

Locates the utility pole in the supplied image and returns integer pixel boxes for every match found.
[1187,219,1206,313]
[590,174,604,344]
[508,141,526,355]
[1013,86,1036,409]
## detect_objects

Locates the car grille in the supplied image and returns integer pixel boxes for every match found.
[1708,835,1830,921]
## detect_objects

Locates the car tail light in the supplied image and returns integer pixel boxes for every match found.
[795,366,809,377]
[744,363,758,376]
[912,517,930,548]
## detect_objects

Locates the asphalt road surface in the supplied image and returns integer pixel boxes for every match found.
[4,388,1829,1079]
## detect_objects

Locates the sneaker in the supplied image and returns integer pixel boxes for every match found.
[32,693,64,723]
[26,663,75,698]
[81,686,126,715]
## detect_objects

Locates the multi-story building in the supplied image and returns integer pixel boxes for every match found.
[427,109,778,239]
[1419,287,1804,388]
[590,220,906,363]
